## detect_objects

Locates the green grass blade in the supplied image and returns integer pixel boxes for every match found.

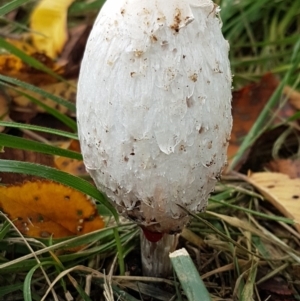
[0,38,65,82]
[0,133,82,160]
[240,261,258,301]
[111,285,140,301]
[22,90,77,131]
[170,248,211,301]
[0,0,31,16]
[69,0,106,14]
[73,284,93,301]
[229,36,300,170]
[0,121,78,140]
[0,75,76,113]
[209,199,294,224]
[113,228,125,276]
[24,262,59,301]
[1,82,77,131]
[0,159,119,221]
[0,282,27,297]
[0,220,11,240]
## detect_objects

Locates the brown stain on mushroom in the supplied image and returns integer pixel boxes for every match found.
[186,96,194,108]
[134,50,144,57]
[205,159,214,167]
[189,73,198,82]
[198,126,205,134]
[170,8,181,33]
[161,40,169,50]
[180,145,186,152]
[150,35,158,43]
[207,3,218,18]
[143,8,150,15]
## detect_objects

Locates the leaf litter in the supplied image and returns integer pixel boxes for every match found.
[0,0,300,300]
[0,180,104,238]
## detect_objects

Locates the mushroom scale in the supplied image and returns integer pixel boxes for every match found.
[77,0,232,234]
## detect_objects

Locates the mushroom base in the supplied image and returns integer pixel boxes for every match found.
[140,230,178,277]
[115,200,191,234]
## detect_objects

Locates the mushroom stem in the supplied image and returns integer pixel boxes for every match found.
[140,230,178,277]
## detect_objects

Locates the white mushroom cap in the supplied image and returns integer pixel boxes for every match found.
[77,0,232,233]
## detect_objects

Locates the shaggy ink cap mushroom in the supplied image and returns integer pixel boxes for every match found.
[77,0,232,246]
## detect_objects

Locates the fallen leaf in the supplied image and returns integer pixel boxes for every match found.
[0,181,104,238]
[0,147,54,184]
[0,38,64,85]
[229,74,279,159]
[55,140,87,176]
[55,157,86,176]
[284,85,300,110]
[30,0,75,58]
[2,38,37,55]
[239,125,300,173]
[9,80,76,116]
[59,24,92,78]
[0,89,11,132]
[265,159,300,179]
[247,172,300,232]
[258,276,294,301]
[68,139,81,152]
[229,73,300,171]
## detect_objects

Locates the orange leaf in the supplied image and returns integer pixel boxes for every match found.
[0,181,104,238]
[0,38,64,85]
[54,140,87,176]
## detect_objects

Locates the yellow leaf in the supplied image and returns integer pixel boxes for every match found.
[0,181,104,238]
[247,172,300,232]
[0,38,34,78]
[30,0,75,58]
[0,38,63,85]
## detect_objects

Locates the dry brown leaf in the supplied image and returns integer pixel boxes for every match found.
[229,74,299,166]
[258,277,294,300]
[0,89,11,132]
[284,85,300,110]
[9,80,76,116]
[0,180,104,238]
[229,74,279,160]
[265,159,300,179]
[59,24,92,78]
[247,172,300,232]
[0,148,54,184]
[207,211,271,239]
[238,125,297,174]
[181,228,205,248]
